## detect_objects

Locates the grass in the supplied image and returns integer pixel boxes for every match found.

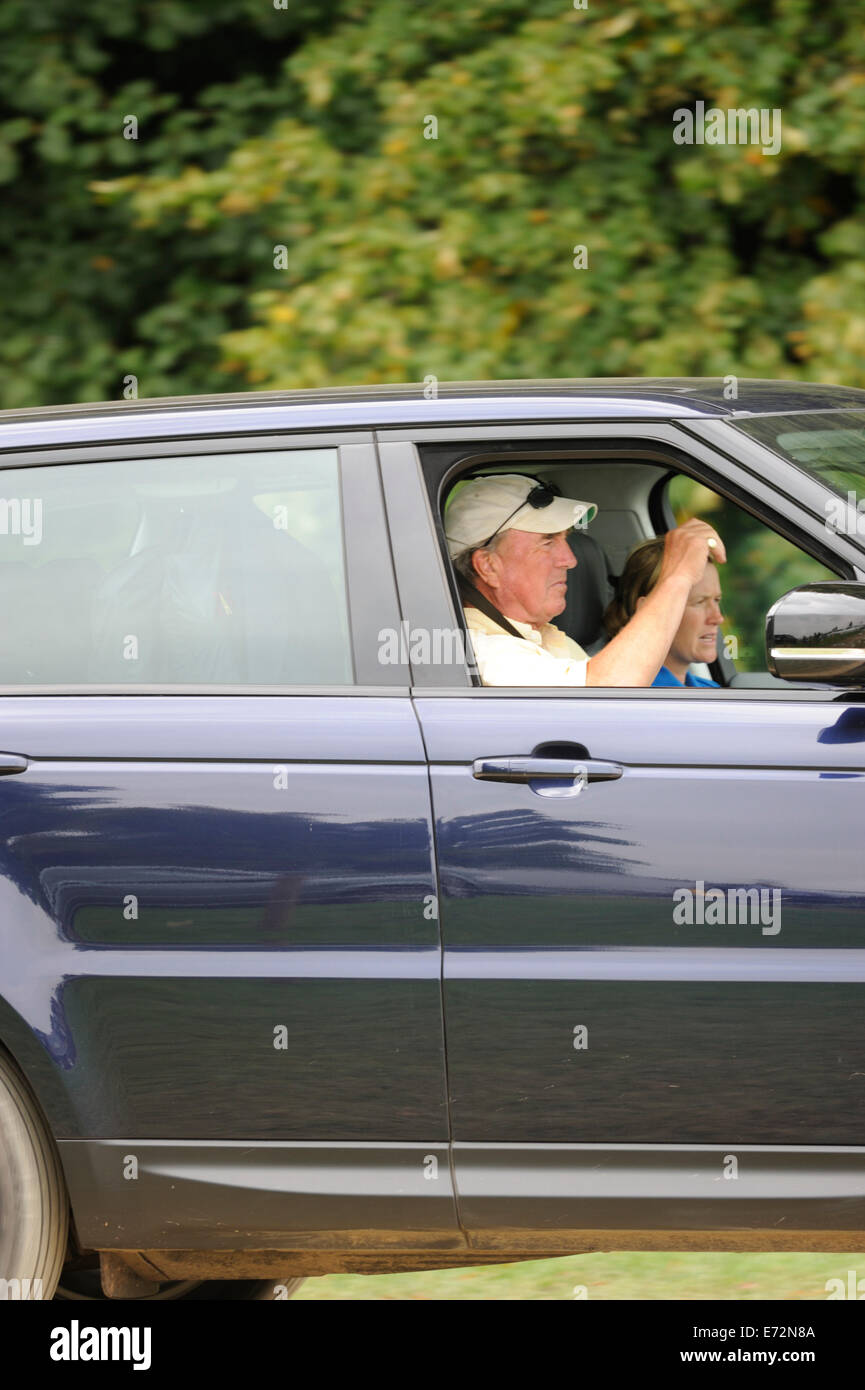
[293,1252,865,1300]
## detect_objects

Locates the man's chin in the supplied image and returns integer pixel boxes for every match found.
[546,591,568,620]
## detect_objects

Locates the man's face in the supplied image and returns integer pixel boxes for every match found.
[473,526,577,627]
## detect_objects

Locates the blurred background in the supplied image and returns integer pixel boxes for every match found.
[5,0,864,1298]
[2,0,865,408]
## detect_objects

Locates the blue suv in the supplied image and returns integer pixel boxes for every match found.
[1,378,865,1300]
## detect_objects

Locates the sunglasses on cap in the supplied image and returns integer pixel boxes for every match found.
[480,478,563,549]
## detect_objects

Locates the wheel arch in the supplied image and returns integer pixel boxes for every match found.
[0,994,77,1140]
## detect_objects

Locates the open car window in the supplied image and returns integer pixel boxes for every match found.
[666,475,838,682]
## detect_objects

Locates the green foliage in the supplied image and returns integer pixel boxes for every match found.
[2,0,865,403]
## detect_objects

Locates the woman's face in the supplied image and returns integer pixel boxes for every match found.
[668,560,724,669]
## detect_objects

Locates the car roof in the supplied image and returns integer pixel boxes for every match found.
[0,377,863,452]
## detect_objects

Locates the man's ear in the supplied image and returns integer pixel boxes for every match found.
[472,546,496,586]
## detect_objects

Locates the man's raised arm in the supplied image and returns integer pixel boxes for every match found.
[585,519,726,687]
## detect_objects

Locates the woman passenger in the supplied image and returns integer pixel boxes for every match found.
[604,535,723,687]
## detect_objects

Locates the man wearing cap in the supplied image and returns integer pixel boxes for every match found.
[445,474,725,687]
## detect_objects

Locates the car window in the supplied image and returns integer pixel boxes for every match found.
[440,459,842,688]
[0,448,352,686]
[730,409,865,499]
[667,474,837,676]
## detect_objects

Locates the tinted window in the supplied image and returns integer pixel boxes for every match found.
[0,449,352,685]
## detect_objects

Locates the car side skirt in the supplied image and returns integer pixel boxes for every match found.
[59,1140,865,1269]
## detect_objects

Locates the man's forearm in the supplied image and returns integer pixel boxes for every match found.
[585,574,692,687]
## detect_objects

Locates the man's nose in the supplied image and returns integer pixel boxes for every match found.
[556,537,577,568]
[708,602,723,624]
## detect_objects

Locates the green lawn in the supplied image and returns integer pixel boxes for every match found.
[294,1252,865,1300]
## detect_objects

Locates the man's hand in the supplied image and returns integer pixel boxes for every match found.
[585,519,725,687]
[658,517,726,588]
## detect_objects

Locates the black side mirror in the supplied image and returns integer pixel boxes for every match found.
[766,583,865,685]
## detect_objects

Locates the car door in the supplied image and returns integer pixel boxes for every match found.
[380,423,865,1238]
[0,433,459,1252]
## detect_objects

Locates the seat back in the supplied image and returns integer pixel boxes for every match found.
[558,530,615,654]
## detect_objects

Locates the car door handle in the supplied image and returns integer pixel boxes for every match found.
[0,753,28,776]
[472,756,623,784]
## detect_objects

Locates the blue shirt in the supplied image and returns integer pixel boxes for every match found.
[652,664,719,688]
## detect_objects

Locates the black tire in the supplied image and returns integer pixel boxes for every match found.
[0,1048,68,1300]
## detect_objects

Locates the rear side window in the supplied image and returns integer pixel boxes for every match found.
[0,448,352,686]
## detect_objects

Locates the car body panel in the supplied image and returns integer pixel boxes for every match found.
[0,697,449,1143]
[58,1140,461,1253]
[415,693,865,1162]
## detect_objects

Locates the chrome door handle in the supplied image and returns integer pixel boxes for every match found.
[0,753,28,776]
[472,756,623,784]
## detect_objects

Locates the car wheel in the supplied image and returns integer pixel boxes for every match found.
[0,1048,69,1300]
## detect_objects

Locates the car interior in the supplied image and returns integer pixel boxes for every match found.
[440,458,840,688]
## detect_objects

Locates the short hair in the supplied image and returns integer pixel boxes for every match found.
[452,532,506,583]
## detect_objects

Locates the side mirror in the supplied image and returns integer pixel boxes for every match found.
[766,583,865,685]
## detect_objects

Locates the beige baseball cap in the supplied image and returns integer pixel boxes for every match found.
[444,474,598,558]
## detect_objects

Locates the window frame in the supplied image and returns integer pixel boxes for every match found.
[377,420,865,698]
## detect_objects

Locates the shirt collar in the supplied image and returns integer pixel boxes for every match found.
[464,605,543,643]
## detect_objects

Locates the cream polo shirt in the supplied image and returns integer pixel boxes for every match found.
[463,605,589,686]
